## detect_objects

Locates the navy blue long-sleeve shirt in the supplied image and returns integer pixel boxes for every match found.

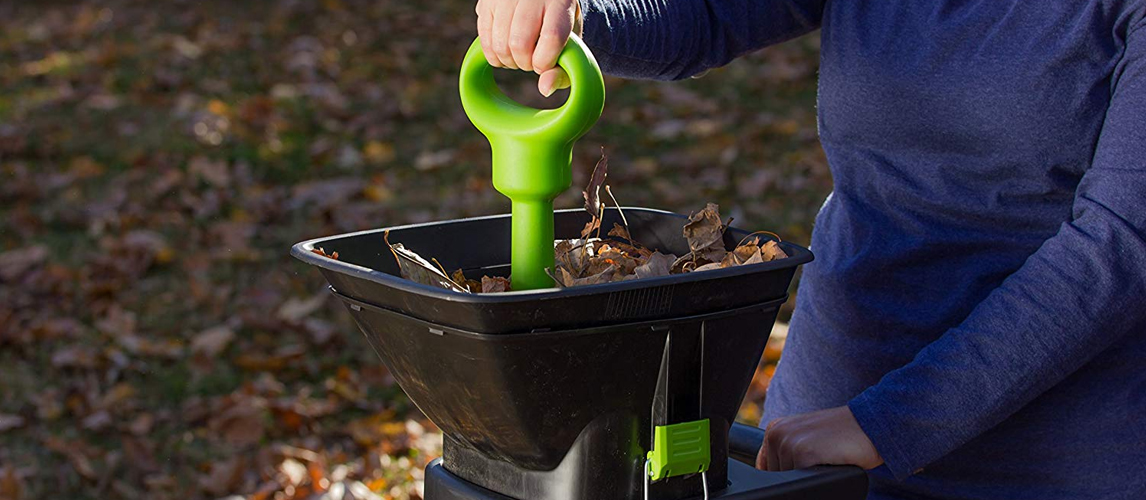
[580,1,1146,498]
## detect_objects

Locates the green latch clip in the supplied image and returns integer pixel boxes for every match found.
[646,419,711,481]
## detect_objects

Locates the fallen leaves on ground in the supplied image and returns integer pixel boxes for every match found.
[0,0,822,497]
[0,415,26,433]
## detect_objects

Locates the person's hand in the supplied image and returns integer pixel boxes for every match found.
[756,406,884,471]
[475,0,581,96]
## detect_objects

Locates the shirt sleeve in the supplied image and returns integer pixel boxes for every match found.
[578,0,825,80]
[847,23,1146,481]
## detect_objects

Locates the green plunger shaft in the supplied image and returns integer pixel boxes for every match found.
[511,199,556,290]
[492,136,571,290]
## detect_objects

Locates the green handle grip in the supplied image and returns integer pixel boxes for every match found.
[459,34,605,290]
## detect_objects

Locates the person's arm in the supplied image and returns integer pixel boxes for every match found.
[475,0,826,95]
[579,0,825,80]
[844,22,1146,480]
[757,21,1146,478]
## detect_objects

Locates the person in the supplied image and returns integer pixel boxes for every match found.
[474,0,1146,498]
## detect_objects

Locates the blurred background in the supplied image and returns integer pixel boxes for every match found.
[0,1,828,499]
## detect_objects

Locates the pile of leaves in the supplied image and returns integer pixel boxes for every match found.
[362,154,788,293]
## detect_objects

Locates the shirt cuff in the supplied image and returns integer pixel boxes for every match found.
[848,390,921,481]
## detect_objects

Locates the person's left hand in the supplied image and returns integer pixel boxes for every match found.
[756,406,884,471]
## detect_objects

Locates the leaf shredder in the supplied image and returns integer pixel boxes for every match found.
[292,35,868,500]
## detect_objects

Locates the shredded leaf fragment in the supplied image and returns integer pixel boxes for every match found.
[311,247,339,260]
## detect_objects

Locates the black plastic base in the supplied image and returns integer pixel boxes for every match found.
[426,424,868,500]
[425,458,868,500]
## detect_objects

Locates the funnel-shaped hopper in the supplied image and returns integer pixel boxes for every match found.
[292,208,816,500]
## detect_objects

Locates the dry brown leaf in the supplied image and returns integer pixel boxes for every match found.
[346,413,410,449]
[670,253,695,274]
[191,325,235,357]
[732,241,761,260]
[81,410,112,431]
[761,240,788,261]
[279,458,308,486]
[0,466,23,500]
[199,455,247,496]
[0,245,48,281]
[569,265,616,286]
[115,334,184,358]
[30,318,83,340]
[742,250,765,265]
[208,401,266,447]
[480,276,511,293]
[451,269,481,293]
[580,217,602,241]
[682,203,728,263]
[683,204,724,251]
[593,245,639,276]
[51,346,100,369]
[121,435,159,474]
[277,295,326,323]
[44,437,98,481]
[303,317,336,345]
[610,239,653,259]
[188,156,230,188]
[234,344,306,372]
[311,247,339,260]
[554,239,575,256]
[582,151,608,219]
[585,249,617,276]
[385,231,469,293]
[35,390,63,421]
[634,252,676,279]
[607,222,631,242]
[95,306,137,338]
[127,413,154,436]
[0,414,25,433]
[69,453,98,482]
[694,262,723,272]
[722,241,761,267]
[555,240,590,276]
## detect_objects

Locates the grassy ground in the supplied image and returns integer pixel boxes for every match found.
[0,1,827,498]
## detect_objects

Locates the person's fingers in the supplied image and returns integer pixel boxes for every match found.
[767,437,782,471]
[537,67,569,97]
[491,0,518,68]
[755,438,768,470]
[477,2,498,66]
[793,448,822,470]
[508,1,543,71]
[533,2,573,73]
[764,419,782,472]
[778,434,797,471]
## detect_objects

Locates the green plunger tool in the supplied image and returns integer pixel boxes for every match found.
[459,34,605,290]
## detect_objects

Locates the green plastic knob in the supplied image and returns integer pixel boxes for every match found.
[459,34,605,290]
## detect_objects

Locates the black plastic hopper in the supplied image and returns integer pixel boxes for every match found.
[292,208,867,500]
